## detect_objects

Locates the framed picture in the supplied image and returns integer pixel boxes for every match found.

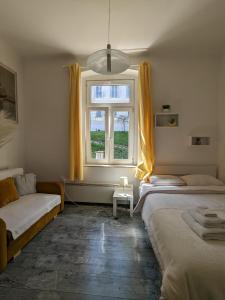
[0,63,17,122]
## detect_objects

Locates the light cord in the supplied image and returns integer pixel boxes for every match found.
[107,0,111,44]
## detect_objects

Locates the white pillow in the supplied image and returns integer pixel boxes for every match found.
[150,175,185,186]
[181,174,224,186]
[14,173,37,196]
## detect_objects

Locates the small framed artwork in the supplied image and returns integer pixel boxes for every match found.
[189,136,210,146]
[0,63,18,122]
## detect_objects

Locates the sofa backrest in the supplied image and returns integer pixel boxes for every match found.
[0,168,24,180]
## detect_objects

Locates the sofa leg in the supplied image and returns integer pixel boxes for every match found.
[0,218,7,272]
[13,250,21,260]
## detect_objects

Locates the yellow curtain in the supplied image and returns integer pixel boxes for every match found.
[135,62,155,182]
[69,63,83,181]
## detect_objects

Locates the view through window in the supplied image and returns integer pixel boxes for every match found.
[86,80,135,164]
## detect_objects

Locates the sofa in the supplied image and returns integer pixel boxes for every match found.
[0,168,64,272]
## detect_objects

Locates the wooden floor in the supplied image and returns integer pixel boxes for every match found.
[0,203,161,300]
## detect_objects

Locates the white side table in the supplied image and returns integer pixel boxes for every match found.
[113,185,134,218]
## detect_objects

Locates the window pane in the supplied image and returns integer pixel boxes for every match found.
[91,84,130,104]
[90,111,105,159]
[113,111,129,159]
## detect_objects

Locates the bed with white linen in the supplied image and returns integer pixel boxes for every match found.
[136,173,225,300]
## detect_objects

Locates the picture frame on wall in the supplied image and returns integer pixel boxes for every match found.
[0,63,18,122]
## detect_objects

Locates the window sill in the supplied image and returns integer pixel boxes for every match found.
[84,164,136,168]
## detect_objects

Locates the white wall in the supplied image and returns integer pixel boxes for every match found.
[0,39,25,169]
[217,52,225,181]
[24,56,70,181]
[149,55,219,165]
[23,54,220,202]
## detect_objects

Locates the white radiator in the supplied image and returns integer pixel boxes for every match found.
[65,182,119,204]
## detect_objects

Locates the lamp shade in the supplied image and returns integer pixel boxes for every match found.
[87,48,130,75]
[120,176,129,187]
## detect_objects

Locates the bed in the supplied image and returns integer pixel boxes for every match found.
[136,165,225,300]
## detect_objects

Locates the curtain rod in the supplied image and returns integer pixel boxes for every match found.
[62,64,139,70]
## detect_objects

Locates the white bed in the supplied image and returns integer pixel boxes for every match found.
[137,168,225,300]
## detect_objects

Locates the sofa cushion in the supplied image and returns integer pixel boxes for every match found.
[0,193,61,239]
[15,173,37,196]
[0,177,19,208]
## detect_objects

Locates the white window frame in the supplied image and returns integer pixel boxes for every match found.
[85,79,135,165]
[86,107,109,164]
[110,107,134,164]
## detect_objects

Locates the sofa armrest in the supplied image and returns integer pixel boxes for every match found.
[36,182,65,211]
[0,218,7,272]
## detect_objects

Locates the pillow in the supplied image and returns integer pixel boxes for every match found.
[14,173,37,196]
[0,177,19,208]
[150,175,185,186]
[181,174,224,186]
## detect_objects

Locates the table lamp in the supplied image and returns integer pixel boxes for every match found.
[120,176,128,191]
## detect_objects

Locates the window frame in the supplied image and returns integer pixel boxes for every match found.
[85,79,136,166]
[110,107,134,164]
[87,79,134,107]
[86,107,109,164]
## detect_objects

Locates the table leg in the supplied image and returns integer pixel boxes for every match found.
[130,197,133,217]
[113,197,117,218]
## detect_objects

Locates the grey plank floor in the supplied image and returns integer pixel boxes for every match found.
[0,204,161,300]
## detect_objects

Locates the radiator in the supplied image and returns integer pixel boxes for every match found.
[65,182,119,204]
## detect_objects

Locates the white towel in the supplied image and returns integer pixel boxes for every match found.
[196,206,218,217]
[182,212,225,241]
[189,210,225,228]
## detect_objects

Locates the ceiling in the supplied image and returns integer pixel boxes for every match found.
[0,0,225,58]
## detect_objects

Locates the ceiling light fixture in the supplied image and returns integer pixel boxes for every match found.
[87,0,130,75]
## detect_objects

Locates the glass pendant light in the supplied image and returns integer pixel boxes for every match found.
[87,0,130,75]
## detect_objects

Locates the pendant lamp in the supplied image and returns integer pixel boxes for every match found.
[87,0,129,75]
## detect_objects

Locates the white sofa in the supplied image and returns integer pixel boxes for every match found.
[0,168,64,271]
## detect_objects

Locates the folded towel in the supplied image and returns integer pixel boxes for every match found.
[189,210,225,228]
[182,212,225,241]
[196,206,217,217]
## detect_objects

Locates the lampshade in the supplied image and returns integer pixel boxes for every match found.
[120,176,129,187]
[87,48,130,75]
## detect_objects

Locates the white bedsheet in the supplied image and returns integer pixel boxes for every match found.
[0,193,61,239]
[150,208,225,300]
[135,183,225,211]
[142,190,225,226]
[138,184,225,300]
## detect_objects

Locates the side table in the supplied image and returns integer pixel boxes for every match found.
[113,185,134,218]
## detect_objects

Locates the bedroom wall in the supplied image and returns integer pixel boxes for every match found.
[0,39,25,169]
[217,52,225,181]
[23,54,219,201]
[23,56,70,181]
[149,54,219,165]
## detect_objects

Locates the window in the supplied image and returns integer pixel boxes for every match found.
[90,83,130,104]
[85,79,135,165]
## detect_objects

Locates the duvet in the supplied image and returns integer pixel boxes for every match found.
[136,185,225,300]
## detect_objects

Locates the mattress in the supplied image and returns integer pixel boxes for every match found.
[138,184,225,300]
[0,193,61,239]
